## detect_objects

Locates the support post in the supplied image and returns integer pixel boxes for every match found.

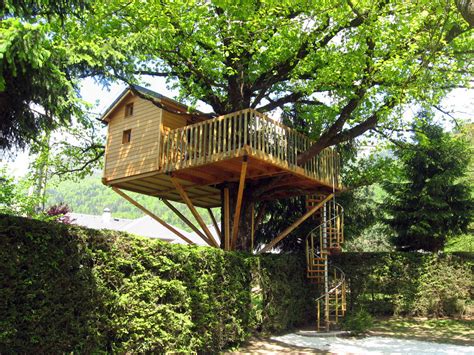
[258,193,334,254]
[171,177,219,247]
[207,208,222,240]
[112,187,197,245]
[324,201,329,331]
[224,187,230,250]
[230,156,248,249]
[161,198,211,245]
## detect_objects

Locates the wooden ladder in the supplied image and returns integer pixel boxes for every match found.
[305,194,347,331]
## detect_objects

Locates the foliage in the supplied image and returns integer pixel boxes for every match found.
[412,255,472,317]
[0,18,81,150]
[0,168,40,216]
[445,233,474,252]
[1,0,105,179]
[0,214,314,353]
[383,121,474,251]
[256,197,308,252]
[341,309,373,335]
[64,0,473,161]
[252,254,316,332]
[333,252,473,317]
[0,0,471,206]
[339,185,382,241]
[344,222,394,252]
[46,204,74,224]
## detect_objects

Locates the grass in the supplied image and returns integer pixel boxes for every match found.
[370,316,474,345]
[444,233,474,252]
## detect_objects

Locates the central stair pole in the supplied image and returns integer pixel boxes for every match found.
[323,202,329,331]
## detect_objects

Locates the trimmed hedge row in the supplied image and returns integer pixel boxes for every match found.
[2,215,472,353]
[333,252,473,317]
[0,215,314,353]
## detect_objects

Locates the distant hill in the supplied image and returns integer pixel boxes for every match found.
[46,174,219,232]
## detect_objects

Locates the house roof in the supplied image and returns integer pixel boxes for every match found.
[68,212,132,231]
[121,215,184,243]
[100,85,208,123]
[67,211,214,246]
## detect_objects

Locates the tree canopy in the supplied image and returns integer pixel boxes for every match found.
[0,1,89,150]
[1,0,473,169]
[61,0,473,164]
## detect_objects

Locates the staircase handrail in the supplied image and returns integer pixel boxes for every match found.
[314,265,346,302]
[304,203,344,240]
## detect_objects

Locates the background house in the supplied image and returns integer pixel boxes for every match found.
[68,208,219,246]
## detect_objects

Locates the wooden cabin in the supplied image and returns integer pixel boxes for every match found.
[102,85,342,211]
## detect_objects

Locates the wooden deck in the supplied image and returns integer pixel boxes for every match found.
[106,109,341,208]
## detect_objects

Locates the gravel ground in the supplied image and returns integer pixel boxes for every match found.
[269,333,474,355]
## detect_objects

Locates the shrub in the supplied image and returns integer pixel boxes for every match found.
[341,309,373,335]
[333,252,473,317]
[412,255,472,317]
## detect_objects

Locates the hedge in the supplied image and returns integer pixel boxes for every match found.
[333,252,473,317]
[0,215,314,353]
[2,215,472,353]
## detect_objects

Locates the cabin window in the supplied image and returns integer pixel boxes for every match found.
[125,103,134,117]
[122,129,132,144]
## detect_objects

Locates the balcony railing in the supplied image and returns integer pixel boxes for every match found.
[161,109,341,188]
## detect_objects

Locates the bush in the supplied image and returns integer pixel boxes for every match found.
[0,215,313,353]
[412,255,472,317]
[341,309,373,335]
[333,252,473,317]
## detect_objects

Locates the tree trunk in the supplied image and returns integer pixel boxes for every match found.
[220,182,260,252]
[456,0,474,26]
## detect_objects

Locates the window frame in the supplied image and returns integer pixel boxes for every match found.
[124,102,134,117]
[122,129,132,144]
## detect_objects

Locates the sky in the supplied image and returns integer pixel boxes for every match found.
[2,77,474,178]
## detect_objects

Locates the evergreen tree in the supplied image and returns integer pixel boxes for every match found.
[384,120,473,251]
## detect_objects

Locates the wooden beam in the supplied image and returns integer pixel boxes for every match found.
[231,156,248,249]
[112,187,198,245]
[171,177,219,247]
[257,193,334,254]
[224,187,230,251]
[207,208,222,241]
[161,198,212,245]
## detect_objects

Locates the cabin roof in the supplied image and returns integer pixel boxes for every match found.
[100,85,208,123]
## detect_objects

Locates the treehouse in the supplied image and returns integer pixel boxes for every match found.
[102,85,346,330]
[102,85,343,247]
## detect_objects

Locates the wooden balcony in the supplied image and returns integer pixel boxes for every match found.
[161,109,341,192]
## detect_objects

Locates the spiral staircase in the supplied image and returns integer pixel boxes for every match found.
[305,195,347,331]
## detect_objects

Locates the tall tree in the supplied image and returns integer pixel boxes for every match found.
[0,1,89,150]
[2,0,473,249]
[60,0,473,250]
[384,119,473,251]
[64,0,473,158]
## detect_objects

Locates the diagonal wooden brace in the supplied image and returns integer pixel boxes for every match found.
[161,198,212,246]
[112,187,197,245]
[207,208,222,240]
[171,177,219,247]
[257,193,334,254]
